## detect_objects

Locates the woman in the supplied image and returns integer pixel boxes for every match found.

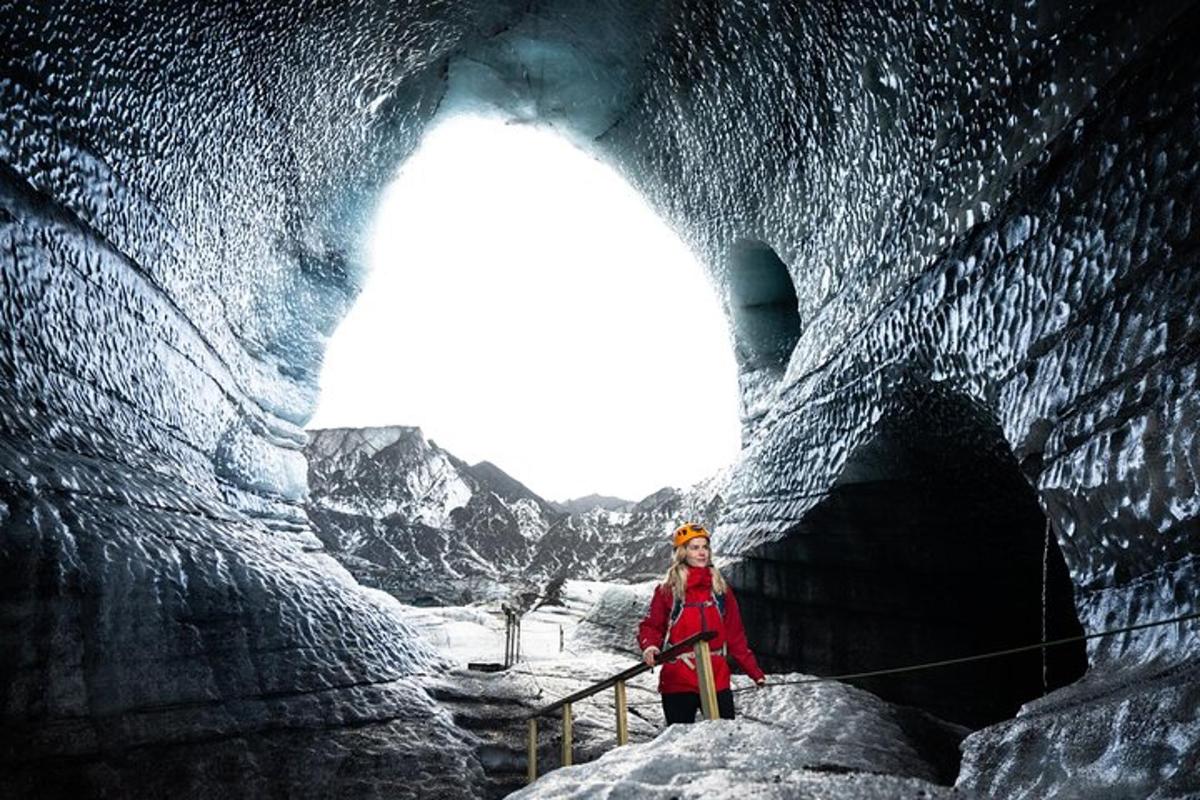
[637,522,766,724]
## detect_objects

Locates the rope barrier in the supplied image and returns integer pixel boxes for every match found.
[612,608,1200,707]
[456,609,1197,712]
[510,607,1199,777]
[1041,517,1052,694]
[725,608,1200,693]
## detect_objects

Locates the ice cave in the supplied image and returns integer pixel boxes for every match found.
[1,1,1198,799]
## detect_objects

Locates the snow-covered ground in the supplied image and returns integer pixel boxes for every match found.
[508,727,972,800]
[406,579,666,759]
[403,580,616,666]
[404,580,972,799]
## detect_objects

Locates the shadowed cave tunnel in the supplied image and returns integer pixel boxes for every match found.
[727,384,1088,730]
[724,238,1088,728]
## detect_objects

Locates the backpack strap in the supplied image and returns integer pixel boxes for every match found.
[662,595,685,650]
[714,591,727,657]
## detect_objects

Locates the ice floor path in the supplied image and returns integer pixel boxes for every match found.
[507,670,974,800]
[404,581,973,799]
[403,582,666,798]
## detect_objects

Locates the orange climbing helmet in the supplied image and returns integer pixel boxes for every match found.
[673,522,710,549]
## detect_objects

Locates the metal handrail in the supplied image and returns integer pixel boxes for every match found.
[526,630,719,783]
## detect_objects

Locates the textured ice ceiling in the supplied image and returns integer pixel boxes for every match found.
[2,0,1198,797]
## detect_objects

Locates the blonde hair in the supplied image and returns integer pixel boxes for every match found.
[663,542,726,600]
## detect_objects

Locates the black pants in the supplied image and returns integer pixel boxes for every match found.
[661,689,735,724]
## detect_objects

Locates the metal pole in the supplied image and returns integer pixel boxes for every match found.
[504,607,515,667]
[694,640,719,720]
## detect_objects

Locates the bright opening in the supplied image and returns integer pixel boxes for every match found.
[308,115,741,502]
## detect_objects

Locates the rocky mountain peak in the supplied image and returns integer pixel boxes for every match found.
[304,426,729,604]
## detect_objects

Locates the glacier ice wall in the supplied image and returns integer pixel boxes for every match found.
[601,0,1200,670]
[0,1,487,796]
[585,2,1200,793]
[587,3,1200,792]
[2,0,1199,796]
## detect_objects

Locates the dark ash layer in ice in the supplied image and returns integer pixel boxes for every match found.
[2,0,1199,796]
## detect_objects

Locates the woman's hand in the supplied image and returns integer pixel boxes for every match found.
[642,646,660,667]
[755,677,767,689]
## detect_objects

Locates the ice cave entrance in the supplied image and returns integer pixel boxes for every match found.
[729,384,1089,729]
[309,115,742,503]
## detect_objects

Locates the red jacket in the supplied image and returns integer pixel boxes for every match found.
[636,567,765,694]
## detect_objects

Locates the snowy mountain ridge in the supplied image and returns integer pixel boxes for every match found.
[304,426,728,605]
[550,493,637,514]
[307,425,476,528]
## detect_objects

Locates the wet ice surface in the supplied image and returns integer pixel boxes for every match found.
[0,453,489,798]
[958,657,1200,799]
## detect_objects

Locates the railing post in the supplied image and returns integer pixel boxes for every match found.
[614,680,628,745]
[527,632,715,782]
[527,718,538,784]
[561,703,573,766]
[694,639,719,720]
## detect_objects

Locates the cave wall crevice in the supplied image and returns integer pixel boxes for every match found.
[726,383,1089,730]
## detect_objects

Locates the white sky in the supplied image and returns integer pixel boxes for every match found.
[307,115,741,502]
